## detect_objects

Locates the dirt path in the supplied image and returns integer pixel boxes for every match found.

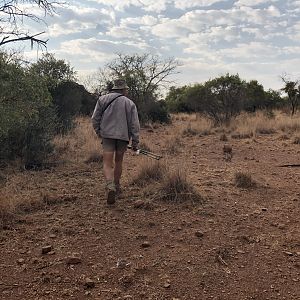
[0,122,299,300]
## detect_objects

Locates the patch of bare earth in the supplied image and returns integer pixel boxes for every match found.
[0,114,300,300]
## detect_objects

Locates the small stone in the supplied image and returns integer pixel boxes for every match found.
[284,251,293,256]
[17,258,25,264]
[49,234,57,238]
[42,245,52,255]
[195,231,204,238]
[164,282,171,288]
[84,278,95,289]
[133,200,144,208]
[66,256,82,265]
[141,241,151,248]
[278,224,286,229]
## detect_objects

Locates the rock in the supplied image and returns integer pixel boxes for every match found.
[41,245,52,255]
[17,258,25,264]
[141,241,151,248]
[278,224,286,230]
[164,282,171,288]
[84,278,95,289]
[66,256,82,265]
[283,251,293,256]
[117,259,129,269]
[195,231,204,238]
[133,200,144,208]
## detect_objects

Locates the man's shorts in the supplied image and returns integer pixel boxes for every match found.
[102,138,128,152]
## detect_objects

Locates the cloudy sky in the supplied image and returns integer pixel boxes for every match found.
[21,0,300,91]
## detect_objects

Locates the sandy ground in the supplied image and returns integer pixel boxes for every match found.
[0,119,299,300]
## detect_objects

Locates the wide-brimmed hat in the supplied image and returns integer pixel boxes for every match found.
[111,79,129,90]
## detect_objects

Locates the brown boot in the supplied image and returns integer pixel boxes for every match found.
[106,181,116,205]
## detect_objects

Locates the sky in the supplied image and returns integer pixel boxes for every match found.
[16,0,300,91]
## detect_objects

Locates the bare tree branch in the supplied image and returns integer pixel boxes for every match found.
[0,0,62,47]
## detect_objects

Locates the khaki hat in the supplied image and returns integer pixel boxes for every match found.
[111,79,129,90]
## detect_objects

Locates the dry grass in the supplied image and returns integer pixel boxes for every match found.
[229,111,300,138]
[171,113,196,122]
[164,135,182,155]
[133,161,166,186]
[234,172,257,188]
[158,170,203,203]
[182,117,213,137]
[0,191,16,228]
[220,133,228,141]
[53,117,101,163]
[139,142,151,152]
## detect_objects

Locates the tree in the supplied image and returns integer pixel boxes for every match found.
[281,77,299,115]
[0,51,56,165]
[0,0,59,47]
[30,53,76,92]
[244,80,266,112]
[51,81,97,132]
[165,86,191,112]
[96,53,179,123]
[203,74,247,124]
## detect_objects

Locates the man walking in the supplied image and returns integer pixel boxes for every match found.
[91,79,140,205]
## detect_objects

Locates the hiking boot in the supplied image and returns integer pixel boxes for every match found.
[106,181,116,205]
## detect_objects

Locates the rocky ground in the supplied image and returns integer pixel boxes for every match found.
[0,117,299,300]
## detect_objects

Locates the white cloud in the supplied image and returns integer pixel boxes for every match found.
[235,0,279,7]
[173,0,221,10]
[15,0,300,91]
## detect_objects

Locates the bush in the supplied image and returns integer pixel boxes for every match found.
[158,170,203,203]
[142,100,171,124]
[234,172,256,188]
[0,53,56,165]
[133,161,166,186]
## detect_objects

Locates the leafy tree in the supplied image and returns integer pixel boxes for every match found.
[264,89,284,109]
[203,74,247,124]
[0,0,59,47]
[165,86,191,112]
[30,53,76,92]
[244,80,266,111]
[281,78,299,115]
[96,53,179,123]
[51,81,97,132]
[0,51,55,165]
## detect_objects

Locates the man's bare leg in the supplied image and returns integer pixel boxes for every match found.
[103,151,116,204]
[114,150,125,195]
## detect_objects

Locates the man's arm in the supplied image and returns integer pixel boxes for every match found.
[91,99,102,137]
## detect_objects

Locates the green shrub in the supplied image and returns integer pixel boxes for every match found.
[0,52,56,165]
[142,100,171,124]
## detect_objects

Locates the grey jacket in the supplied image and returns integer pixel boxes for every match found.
[91,92,140,144]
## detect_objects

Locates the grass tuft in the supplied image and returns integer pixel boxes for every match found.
[158,170,203,203]
[133,161,166,186]
[234,172,257,188]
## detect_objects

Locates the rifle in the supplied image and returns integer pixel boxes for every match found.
[127,145,162,160]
